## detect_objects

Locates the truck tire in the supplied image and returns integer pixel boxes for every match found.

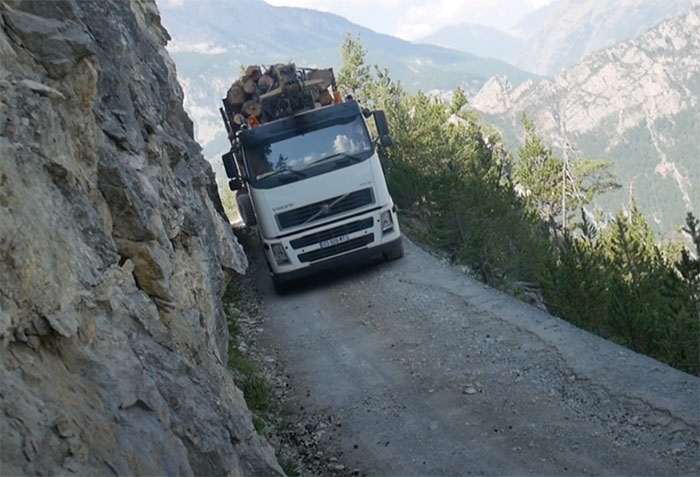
[236,193,257,227]
[272,274,289,294]
[384,238,404,261]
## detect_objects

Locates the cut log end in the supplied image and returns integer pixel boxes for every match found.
[226,84,245,105]
[245,65,262,81]
[232,113,246,126]
[242,99,262,118]
[257,74,275,93]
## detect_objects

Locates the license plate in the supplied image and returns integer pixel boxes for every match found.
[319,234,349,248]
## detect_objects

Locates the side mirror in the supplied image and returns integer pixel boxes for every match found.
[373,110,393,148]
[228,178,243,191]
[222,151,238,179]
[379,134,394,148]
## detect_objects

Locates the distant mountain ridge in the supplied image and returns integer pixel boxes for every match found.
[471,7,700,235]
[415,0,693,76]
[157,0,538,166]
[159,0,534,90]
[513,0,694,75]
[417,24,523,62]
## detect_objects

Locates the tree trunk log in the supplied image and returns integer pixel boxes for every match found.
[245,65,262,81]
[306,68,333,90]
[226,83,245,105]
[242,99,262,117]
[318,88,333,106]
[243,77,257,95]
[232,113,246,126]
[257,74,275,92]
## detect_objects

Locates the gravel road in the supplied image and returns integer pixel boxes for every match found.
[252,238,699,476]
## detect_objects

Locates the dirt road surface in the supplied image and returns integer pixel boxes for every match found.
[253,238,699,476]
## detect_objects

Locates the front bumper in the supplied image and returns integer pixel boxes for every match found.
[271,236,402,284]
[262,205,401,281]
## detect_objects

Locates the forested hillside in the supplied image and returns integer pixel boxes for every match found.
[332,35,699,376]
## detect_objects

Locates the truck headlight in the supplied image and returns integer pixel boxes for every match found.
[380,210,394,231]
[271,243,290,265]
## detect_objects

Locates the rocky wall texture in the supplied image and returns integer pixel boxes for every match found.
[0,0,282,474]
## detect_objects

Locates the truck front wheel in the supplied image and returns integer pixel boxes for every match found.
[236,193,257,227]
[272,274,289,294]
[383,238,404,261]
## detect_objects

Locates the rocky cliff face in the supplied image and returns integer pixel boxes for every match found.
[472,7,700,234]
[0,0,282,474]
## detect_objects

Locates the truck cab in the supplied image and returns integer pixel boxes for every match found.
[223,99,403,291]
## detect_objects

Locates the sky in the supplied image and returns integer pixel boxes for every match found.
[262,0,556,40]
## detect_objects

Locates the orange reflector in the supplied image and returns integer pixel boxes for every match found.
[333,90,342,104]
[249,116,259,128]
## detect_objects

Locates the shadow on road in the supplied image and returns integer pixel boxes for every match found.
[273,257,393,296]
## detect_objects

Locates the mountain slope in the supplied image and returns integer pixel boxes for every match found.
[512,0,693,76]
[417,23,523,63]
[472,7,700,235]
[159,0,534,89]
[157,0,538,165]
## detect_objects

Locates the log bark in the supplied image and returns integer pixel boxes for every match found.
[243,77,257,95]
[318,88,333,106]
[306,68,333,90]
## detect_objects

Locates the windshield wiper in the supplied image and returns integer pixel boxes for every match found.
[257,167,307,181]
[313,151,368,166]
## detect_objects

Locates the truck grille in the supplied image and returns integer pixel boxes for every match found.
[290,218,374,250]
[297,234,374,263]
[277,188,374,230]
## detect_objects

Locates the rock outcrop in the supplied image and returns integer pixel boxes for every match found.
[472,7,700,234]
[0,0,282,474]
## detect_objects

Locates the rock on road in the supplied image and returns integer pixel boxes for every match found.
[255,238,699,476]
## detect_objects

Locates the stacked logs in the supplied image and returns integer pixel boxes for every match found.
[225,64,334,129]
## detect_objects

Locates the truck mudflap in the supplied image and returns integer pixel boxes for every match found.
[271,236,403,292]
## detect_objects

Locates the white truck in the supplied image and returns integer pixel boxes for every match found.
[220,64,403,291]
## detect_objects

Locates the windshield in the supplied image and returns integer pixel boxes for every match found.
[244,115,373,188]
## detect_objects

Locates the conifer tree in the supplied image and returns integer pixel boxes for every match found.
[449,86,468,116]
[514,114,563,229]
[676,213,700,320]
[514,114,618,232]
[337,33,371,99]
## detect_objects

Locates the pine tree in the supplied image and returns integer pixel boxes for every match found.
[449,86,468,116]
[337,33,371,99]
[676,212,700,321]
[514,113,563,230]
[603,202,661,351]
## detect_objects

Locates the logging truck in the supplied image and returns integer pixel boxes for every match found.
[220,64,403,291]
